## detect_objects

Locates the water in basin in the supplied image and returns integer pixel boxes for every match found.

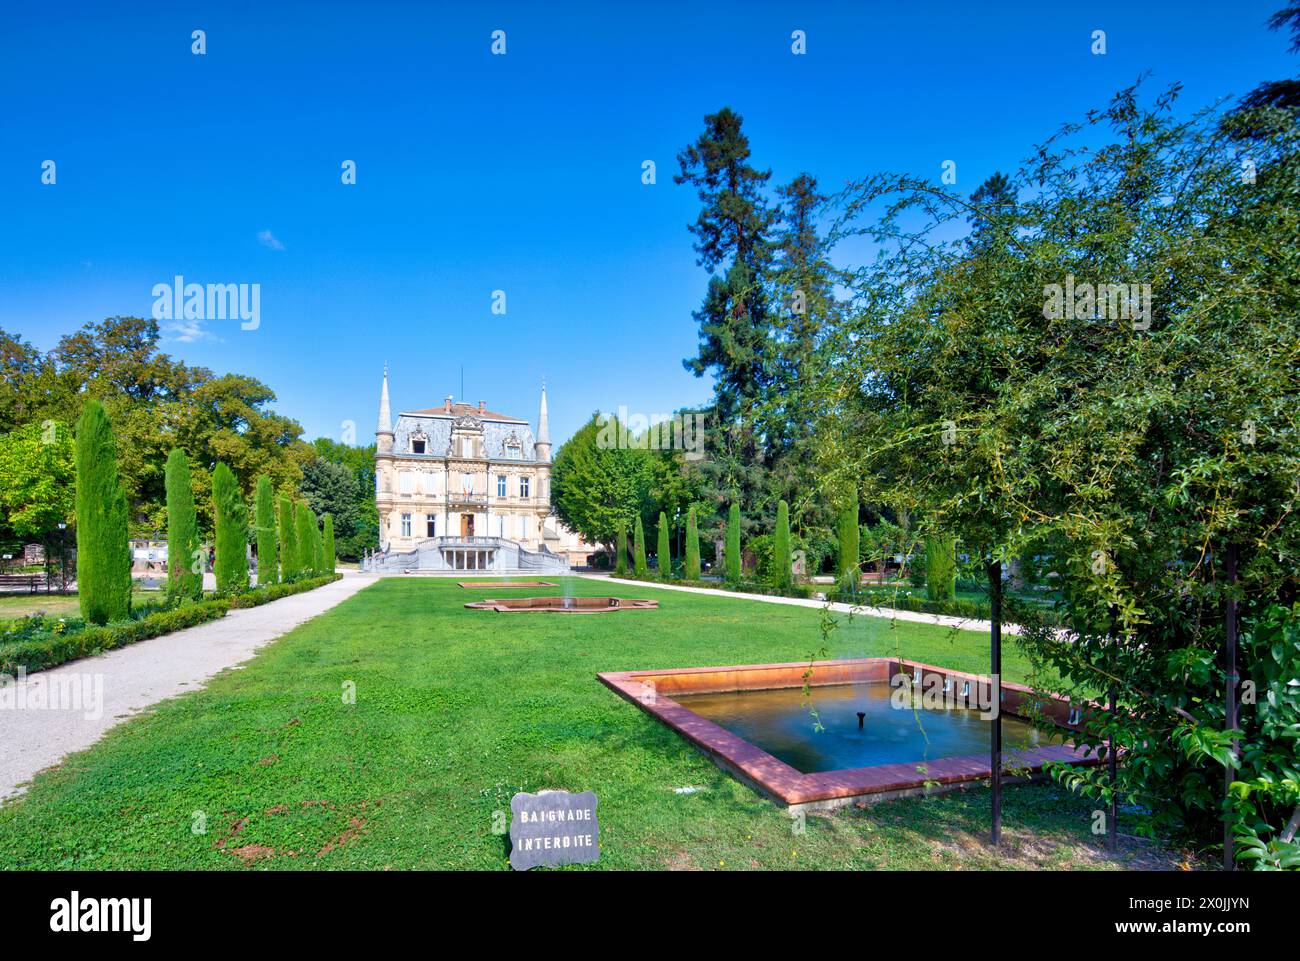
[673,681,1043,774]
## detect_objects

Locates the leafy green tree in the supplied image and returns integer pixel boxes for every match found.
[614,518,628,576]
[74,401,131,624]
[656,511,671,579]
[322,513,335,572]
[211,462,249,594]
[310,438,378,559]
[278,494,298,581]
[772,500,792,590]
[725,502,741,584]
[164,448,201,601]
[925,536,957,601]
[684,506,701,580]
[633,516,648,577]
[0,419,75,545]
[253,475,278,587]
[819,81,1300,862]
[295,502,317,577]
[552,413,657,548]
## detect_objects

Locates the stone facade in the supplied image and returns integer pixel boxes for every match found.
[372,369,594,571]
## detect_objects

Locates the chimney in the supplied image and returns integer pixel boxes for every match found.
[478,400,485,413]
[444,395,453,412]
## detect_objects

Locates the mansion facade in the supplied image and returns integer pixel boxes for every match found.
[370,369,593,572]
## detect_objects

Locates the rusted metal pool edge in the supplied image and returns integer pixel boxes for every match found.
[598,658,1105,811]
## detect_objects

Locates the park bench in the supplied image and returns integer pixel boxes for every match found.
[0,573,44,593]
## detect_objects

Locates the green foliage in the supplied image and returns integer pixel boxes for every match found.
[0,318,314,538]
[322,514,335,572]
[211,462,249,594]
[164,449,202,601]
[925,536,957,601]
[633,516,648,578]
[253,475,278,587]
[772,500,791,590]
[0,574,342,676]
[815,82,1300,862]
[614,517,628,576]
[0,419,75,544]
[684,506,701,580]
[836,499,859,595]
[277,494,298,582]
[725,502,741,584]
[656,511,671,579]
[295,502,317,578]
[73,401,131,625]
[310,438,377,559]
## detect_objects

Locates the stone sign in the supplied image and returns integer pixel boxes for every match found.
[509,789,599,871]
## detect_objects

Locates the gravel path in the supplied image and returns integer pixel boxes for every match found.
[0,571,378,800]
[581,573,1024,636]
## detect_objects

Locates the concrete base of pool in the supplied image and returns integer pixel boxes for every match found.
[599,658,1104,812]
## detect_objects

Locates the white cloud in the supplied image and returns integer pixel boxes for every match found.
[161,319,218,343]
[257,229,285,251]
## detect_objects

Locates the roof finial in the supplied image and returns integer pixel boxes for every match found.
[377,364,392,435]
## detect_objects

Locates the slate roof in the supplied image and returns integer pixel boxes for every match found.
[393,406,540,462]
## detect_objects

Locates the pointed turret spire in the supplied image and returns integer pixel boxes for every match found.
[537,379,550,445]
[534,379,552,462]
[377,363,392,435]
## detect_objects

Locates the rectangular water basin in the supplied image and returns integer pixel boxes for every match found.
[598,658,1101,810]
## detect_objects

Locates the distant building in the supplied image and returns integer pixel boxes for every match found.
[369,368,594,572]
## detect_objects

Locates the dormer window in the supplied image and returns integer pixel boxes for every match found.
[412,439,426,454]
[410,429,428,455]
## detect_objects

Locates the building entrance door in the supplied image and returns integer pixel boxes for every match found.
[460,513,474,537]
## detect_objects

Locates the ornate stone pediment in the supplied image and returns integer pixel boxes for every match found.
[453,415,483,431]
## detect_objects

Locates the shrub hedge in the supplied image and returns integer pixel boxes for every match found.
[0,574,342,676]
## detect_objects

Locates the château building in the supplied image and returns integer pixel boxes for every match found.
[368,368,592,573]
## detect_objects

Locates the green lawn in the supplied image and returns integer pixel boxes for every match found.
[0,586,161,620]
[0,577,1183,870]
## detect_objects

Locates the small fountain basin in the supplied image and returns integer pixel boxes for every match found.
[465,596,658,613]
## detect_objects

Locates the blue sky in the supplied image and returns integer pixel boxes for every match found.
[1,1,1292,447]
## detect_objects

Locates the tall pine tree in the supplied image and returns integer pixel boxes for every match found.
[254,475,278,587]
[295,501,317,577]
[164,448,202,602]
[74,400,132,624]
[212,462,249,594]
[278,493,298,581]
[684,506,701,580]
[725,502,741,585]
[656,511,671,580]
[633,516,648,577]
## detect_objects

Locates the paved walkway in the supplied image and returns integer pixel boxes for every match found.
[579,573,1022,637]
[0,571,378,800]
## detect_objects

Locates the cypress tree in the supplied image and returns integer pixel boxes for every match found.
[725,502,741,585]
[74,400,132,624]
[614,518,628,576]
[925,536,957,601]
[313,511,325,573]
[295,502,317,577]
[837,497,860,595]
[212,462,249,594]
[684,506,701,580]
[633,516,648,577]
[254,475,278,587]
[322,513,335,573]
[656,511,671,580]
[164,448,202,602]
[773,499,791,590]
[278,494,298,581]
